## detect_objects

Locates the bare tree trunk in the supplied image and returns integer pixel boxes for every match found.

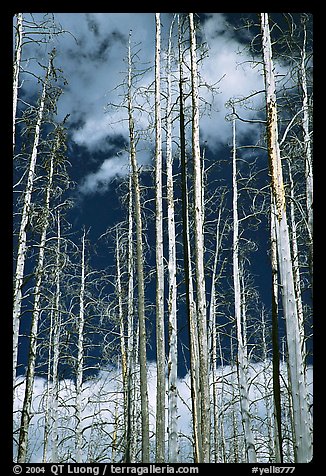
[13,53,53,392]
[208,210,222,462]
[217,332,226,462]
[17,114,57,463]
[270,197,283,463]
[300,15,313,275]
[13,13,23,152]
[42,212,62,464]
[154,13,166,463]
[188,13,210,463]
[166,15,179,464]
[50,212,63,463]
[288,163,306,365]
[179,39,201,462]
[127,34,149,463]
[125,175,136,463]
[230,332,239,463]
[75,229,86,463]
[261,13,312,463]
[261,308,276,461]
[43,309,54,463]
[116,227,128,458]
[232,113,257,463]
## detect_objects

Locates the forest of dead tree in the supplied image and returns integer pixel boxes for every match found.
[13,13,313,464]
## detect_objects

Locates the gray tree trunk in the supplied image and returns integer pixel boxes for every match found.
[13,53,52,393]
[127,34,150,463]
[166,15,179,464]
[42,213,62,463]
[17,114,57,463]
[288,163,306,364]
[261,13,313,463]
[300,16,313,271]
[125,175,136,463]
[178,31,201,461]
[154,13,166,463]
[13,13,23,152]
[271,197,283,463]
[232,114,257,463]
[116,227,128,458]
[188,13,210,463]
[75,229,87,463]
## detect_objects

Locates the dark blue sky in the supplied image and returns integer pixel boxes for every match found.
[14,13,313,380]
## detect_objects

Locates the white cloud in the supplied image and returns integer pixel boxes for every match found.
[198,13,265,149]
[13,360,313,463]
[67,12,266,193]
[53,13,156,145]
[79,153,130,194]
[18,13,291,192]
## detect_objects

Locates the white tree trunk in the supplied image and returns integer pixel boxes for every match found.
[13,13,23,152]
[217,332,226,462]
[300,16,313,255]
[154,13,166,463]
[42,211,62,463]
[178,27,201,461]
[261,13,313,463]
[17,119,56,463]
[51,212,62,463]
[288,163,306,363]
[208,211,221,462]
[116,227,128,454]
[188,13,210,463]
[75,229,86,463]
[261,308,275,461]
[232,114,257,463]
[13,54,52,391]
[42,308,54,463]
[126,175,136,463]
[271,197,283,463]
[127,35,150,462]
[166,15,179,464]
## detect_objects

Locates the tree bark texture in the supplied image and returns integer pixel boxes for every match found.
[127,35,150,463]
[189,13,210,463]
[154,13,166,463]
[13,54,53,391]
[261,13,312,463]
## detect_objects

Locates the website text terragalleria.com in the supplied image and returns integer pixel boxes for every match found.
[48,465,199,475]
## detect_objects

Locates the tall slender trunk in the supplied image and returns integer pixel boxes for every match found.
[13,13,23,152]
[75,229,86,463]
[50,212,62,463]
[270,197,283,463]
[217,332,226,462]
[300,15,313,275]
[42,308,54,463]
[230,332,239,463]
[261,13,312,462]
[166,15,179,464]
[232,113,257,463]
[288,163,306,365]
[154,13,166,463]
[13,54,52,390]
[261,308,275,461]
[17,118,56,463]
[208,210,222,462]
[116,227,128,458]
[127,34,149,463]
[179,40,201,462]
[125,175,135,463]
[188,13,210,463]
[42,212,62,464]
